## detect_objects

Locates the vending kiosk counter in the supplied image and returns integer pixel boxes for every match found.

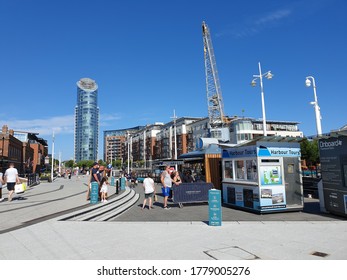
[221,136,304,213]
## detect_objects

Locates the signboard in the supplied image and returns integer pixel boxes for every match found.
[90,182,99,204]
[319,135,347,217]
[171,183,213,203]
[209,189,222,226]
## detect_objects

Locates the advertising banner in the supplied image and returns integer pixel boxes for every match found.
[172,183,213,203]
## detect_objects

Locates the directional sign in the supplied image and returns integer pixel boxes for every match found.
[120,177,126,190]
[209,189,222,226]
[90,182,99,204]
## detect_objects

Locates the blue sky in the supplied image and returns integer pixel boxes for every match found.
[0,0,346,161]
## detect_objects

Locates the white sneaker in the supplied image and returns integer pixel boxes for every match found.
[0,198,4,202]
[104,199,108,203]
[101,199,104,203]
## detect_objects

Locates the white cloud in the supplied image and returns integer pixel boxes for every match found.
[217,8,292,39]
[255,9,292,26]
[0,112,123,137]
[0,115,74,136]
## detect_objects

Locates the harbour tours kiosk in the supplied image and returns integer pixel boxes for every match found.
[221,137,304,213]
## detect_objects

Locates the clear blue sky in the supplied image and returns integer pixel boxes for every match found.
[0,0,346,161]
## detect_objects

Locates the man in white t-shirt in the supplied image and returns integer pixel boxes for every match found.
[142,173,156,210]
[4,163,20,202]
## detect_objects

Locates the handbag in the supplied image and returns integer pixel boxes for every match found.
[15,183,26,194]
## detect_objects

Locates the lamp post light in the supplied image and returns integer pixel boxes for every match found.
[305,76,322,136]
[251,62,273,136]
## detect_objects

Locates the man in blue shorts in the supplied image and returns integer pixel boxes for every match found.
[160,165,172,209]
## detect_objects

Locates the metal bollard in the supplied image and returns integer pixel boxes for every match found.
[116,179,119,194]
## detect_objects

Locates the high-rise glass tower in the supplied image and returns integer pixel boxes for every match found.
[74,78,99,162]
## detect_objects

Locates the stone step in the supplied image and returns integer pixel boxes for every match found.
[59,187,137,221]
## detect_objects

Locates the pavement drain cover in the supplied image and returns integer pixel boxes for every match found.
[204,246,260,260]
[311,251,329,258]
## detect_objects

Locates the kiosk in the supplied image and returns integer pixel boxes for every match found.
[221,136,304,213]
[178,138,222,190]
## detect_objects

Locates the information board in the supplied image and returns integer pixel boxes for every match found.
[209,189,222,226]
[120,177,126,190]
[90,182,99,204]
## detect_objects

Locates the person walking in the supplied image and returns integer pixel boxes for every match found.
[142,173,155,210]
[0,171,4,202]
[160,165,172,209]
[4,163,20,202]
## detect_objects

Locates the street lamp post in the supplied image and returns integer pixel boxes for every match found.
[251,62,274,136]
[51,131,55,182]
[305,76,322,136]
[171,110,178,170]
[127,132,130,175]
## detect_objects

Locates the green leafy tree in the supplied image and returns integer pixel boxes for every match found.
[300,138,319,168]
[76,160,95,169]
[64,160,74,168]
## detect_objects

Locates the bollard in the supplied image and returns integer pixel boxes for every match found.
[116,179,119,194]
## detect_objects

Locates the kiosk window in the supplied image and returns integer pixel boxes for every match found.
[236,160,245,180]
[343,165,347,188]
[224,161,233,179]
[246,160,258,181]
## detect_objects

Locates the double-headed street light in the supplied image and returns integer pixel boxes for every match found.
[251,62,274,136]
[305,76,322,136]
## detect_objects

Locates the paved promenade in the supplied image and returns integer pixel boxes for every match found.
[0,175,346,260]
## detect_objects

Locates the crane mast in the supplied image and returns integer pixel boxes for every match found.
[202,21,229,141]
[202,21,225,128]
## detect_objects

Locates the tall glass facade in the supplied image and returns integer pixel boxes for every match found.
[74,78,99,162]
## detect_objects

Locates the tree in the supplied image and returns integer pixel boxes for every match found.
[75,160,95,169]
[64,160,74,168]
[300,138,319,168]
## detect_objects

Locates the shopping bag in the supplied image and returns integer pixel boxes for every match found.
[15,183,26,194]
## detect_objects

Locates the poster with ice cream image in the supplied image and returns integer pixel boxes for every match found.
[260,166,282,185]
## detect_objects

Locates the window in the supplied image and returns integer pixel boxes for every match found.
[236,160,245,180]
[224,161,233,179]
[246,160,257,181]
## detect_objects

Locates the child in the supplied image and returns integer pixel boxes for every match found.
[100,177,110,203]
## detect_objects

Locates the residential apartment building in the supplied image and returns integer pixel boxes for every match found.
[104,126,145,164]
[74,78,99,162]
[229,117,303,144]
[105,116,303,170]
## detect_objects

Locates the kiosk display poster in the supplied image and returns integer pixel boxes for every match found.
[260,166,282,185]
[260,186,286,210]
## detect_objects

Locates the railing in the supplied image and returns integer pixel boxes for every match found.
[19,173,40,187]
